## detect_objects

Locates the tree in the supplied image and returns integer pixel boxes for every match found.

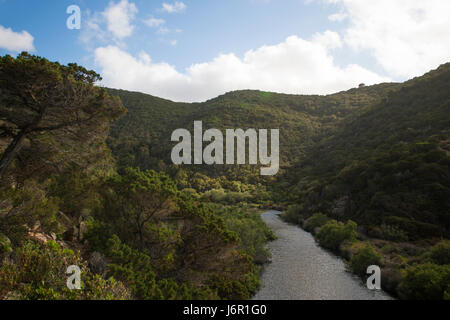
[103,168,178,250]
[350,245,382,276]
[0,52,125,181]
[398,263,450,300]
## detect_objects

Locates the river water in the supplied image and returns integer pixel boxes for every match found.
[253,210,392,300]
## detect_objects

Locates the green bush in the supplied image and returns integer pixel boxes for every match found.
[0,181,59,244]
[350,245,382,276]
[398,263,450,300]
[429,240,450,265]
[281,204,303,224]
[104,235,218,300]
[369,224,409,242]
[208,270,260,300]
[0,240,130,300]
[304,213,329,232]
[316,220,358,251]
[0,234,12,255]
[212,204,275,263]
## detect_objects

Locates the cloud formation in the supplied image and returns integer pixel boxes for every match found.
[88,0,450,102]
[144,17,165,28]
[94,32,389,102]
[103,0,138,39]
[0,25,34,52]
[328,0,450,78]
[161,2,187,14]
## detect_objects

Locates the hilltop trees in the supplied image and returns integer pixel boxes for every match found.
[0,52,125,182]
[0,53,265,300]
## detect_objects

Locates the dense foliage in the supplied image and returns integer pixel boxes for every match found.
[0,240,130,300]
[1,52,449,300]
[0,53,270,300]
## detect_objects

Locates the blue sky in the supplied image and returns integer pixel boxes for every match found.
[1,0,449,101]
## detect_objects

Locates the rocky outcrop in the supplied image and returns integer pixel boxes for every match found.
[62,219,88,242]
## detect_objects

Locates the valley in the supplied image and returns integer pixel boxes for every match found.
[1,54,449,300]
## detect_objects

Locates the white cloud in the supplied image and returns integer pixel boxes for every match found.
[0,25,34,52]
[161,1,187,13]
[103,0,138,39]
[94,32,389,102]
[326,0,450,78]
[144,17,165,27]
[312,30,342,49]
[328,12,347,22]
[79,13,107,48]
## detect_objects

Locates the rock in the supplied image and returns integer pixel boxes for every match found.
[254,252,271,265]
[78,221,87,241]
[62,226,76,242]
[3,291,22,300]
[89,252,107,274]
[28,232,49,244]
[57,211,73,234]
[58,211,73,224]
[32,220,41,231]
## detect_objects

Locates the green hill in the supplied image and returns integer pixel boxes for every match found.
[281,63,450,240]
[106,63,449,239]
[106,64,450,299]
[2,52,448,300]
[106,82,399,198]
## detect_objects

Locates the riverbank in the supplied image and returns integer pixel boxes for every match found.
[280,209,450,300]
[253,211,392,300]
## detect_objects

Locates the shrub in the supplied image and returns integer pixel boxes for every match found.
[0,240,130,300]
[369,224,409,242]
[398,263,450,300]
[316,220,358,251]
[350,245,382,276]
[104,235,218,300]
[304,213,329,233]
[381,268,403,294]
[281,204,303,224]
[0,181,59,244]
[0,234,12,255]
[429,240,450,265]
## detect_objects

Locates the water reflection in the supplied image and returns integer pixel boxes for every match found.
[253,210,392,300]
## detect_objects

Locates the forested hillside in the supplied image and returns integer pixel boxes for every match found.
[282,63,450,228]
[0,53,273,300]
[106,82,398,205]
[280,64,450,299]
[106,63,450,300]
[1,53,449,300]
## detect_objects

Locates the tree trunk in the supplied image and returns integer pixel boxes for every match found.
[0,130,27,180]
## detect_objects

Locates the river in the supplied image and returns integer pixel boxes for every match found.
[253,210,392,300]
